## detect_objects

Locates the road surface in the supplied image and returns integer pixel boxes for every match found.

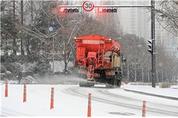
[1,84,178,117]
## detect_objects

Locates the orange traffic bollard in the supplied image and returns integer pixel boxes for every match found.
[5,80,8,97]
[87,93,91,117]
[50,87,54,109]
[142,100,146,117]
[23,84,27,102]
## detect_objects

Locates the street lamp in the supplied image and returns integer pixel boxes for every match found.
[48,20,61,74]
[48,26,55,73]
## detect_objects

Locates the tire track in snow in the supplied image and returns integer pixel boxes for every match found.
[1,107,32,116]
[63,86,178,116]
[97,89,178,115]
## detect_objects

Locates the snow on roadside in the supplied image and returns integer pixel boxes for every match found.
[1,84,178,117]
[0,80,18,84]
[0,84,134,117]
[108,84,178,107]
[0,84,88,116]
[123,84,178,98]
[171,85,178,89]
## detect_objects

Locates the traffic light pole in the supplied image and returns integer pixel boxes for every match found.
[151,0,156,88]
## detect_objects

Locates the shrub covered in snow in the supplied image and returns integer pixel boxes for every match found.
[20,75,37,84]
[22,62,37,73]
[159,82,171,88]
[1,53,52,79]
[0,64,7,73]
[33,58,51,75]
[2,62,23,80]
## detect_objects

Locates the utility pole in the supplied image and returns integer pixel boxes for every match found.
[161,70,163,82]
[134,64,137,82]
[52,37,55,73]
[21,0,24,55]
[127,64,130,81]
[13,0,16,55]
[151,0,156,87]
[142,68,144,82]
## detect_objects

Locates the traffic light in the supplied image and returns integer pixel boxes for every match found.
[147,39,153,53]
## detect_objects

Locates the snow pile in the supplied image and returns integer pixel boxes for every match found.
[123,84,178,99]
[0,80,18,84]
[171,85,178,89]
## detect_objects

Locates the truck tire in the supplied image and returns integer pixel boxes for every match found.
[113,75,121,87]
[117,79,121,87]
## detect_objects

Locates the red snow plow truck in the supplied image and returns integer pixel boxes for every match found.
[75,34,124,87]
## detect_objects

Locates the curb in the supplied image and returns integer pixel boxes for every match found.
[124,89,178,100]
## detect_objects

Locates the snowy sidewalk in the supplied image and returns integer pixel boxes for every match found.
[122,84,178,100]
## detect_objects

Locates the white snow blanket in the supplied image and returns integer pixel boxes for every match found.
[123,84,178,99]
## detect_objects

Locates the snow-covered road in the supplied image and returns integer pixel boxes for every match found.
[1,84,178,117]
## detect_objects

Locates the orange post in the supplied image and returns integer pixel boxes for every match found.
[5,80,8,97]
[50,87,54,109]
[142,100,146,117]
[23,84,27,102]
[87,93,91,117]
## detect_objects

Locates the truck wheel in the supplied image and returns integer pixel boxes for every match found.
[113,76,121,87]
[107,78,115,88]
[117,80,121,87]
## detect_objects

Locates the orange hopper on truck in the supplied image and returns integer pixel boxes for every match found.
[75,34,123,87]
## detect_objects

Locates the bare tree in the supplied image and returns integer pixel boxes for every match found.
[155,0,178,36]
